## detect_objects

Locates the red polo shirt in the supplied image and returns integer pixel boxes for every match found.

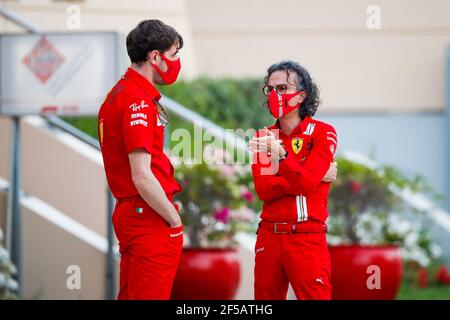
[252,116,338,223]
[98,68,181,201]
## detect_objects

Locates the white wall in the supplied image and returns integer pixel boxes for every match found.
[187,0,450,113]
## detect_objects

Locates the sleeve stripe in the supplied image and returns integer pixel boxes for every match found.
[327,136,337,145]
[327,131,337,138]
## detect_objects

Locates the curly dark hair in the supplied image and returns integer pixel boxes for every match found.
[126,19,183,65]
[263,60,320,119]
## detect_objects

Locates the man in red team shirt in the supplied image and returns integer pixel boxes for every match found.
[249,61,338,300]
[98,20,183,300]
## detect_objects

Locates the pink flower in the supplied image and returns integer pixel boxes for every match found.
[242,191,254,203]
[217,165,236,179]
[214,207,230,224]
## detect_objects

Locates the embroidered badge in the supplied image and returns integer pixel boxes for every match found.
[291,138,303,154]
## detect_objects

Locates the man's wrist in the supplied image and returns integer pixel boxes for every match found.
[279,149,288,162]
[168,215,181,227]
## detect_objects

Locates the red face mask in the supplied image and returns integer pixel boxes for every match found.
[152,53,181,85]
[268,90,303,119]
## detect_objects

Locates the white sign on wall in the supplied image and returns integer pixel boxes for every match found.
[0,32,119,116]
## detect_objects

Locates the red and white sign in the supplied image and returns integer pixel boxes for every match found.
[22,36,65,84]
[0,32,121,116]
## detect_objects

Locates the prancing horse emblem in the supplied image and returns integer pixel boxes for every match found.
[292,138,303,154]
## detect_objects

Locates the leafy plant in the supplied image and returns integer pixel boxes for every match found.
[174,162,258,248]
[159,77,272,130]
[328,157,442,267]
[63,77,272,141]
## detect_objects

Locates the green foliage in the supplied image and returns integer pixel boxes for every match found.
[328,157,442,270]
[174,163,258,248]
[396,285,450,300]
[63,78,273,149]
[63,116,98,140]
[328,157,433,244]
[397,260,450,300]
[158,77,273,130]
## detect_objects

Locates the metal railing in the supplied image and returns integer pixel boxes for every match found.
[44,115,100,149]
[160,95,249,153]
[0,5,41,33]
[0,5,122,299]
[44,115,116,300]
[1,5,41,298]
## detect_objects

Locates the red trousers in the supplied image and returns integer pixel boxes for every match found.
[254,222,332,300]
[112,197,183,300]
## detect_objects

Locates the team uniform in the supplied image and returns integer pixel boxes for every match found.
[252,116,338,300]
[98,68,183,300]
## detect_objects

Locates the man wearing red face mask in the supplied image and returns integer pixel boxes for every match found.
[98,20,183,300]
[248,61,338,300]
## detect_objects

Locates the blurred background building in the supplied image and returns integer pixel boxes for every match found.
[0,0,449,299]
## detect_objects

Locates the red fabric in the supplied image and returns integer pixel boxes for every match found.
[259,220,327,234]
[151,53,181,85]
[98,67,181,200]
[268,90,302,119]
[252,116,336,300]
[254,227,332,300]
[113,197,183,300]
[251,116,338,223]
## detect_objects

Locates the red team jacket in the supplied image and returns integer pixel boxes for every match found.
[252,116,338,224]
[98,68,181,202]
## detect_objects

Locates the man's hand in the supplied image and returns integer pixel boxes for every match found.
[129,149,182,228]
[322,162,337,182]
[168,215,182,228]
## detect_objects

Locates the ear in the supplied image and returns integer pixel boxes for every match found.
[298,90,307,103]
[148,50,160,65]
[287,90,306,107]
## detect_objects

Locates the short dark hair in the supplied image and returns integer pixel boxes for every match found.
[263,60,320,119]
[126,19,183,65]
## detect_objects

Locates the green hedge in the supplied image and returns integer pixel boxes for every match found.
[63,77,273,140]
[62,116,99,140]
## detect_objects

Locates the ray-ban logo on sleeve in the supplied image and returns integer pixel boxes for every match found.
[129,100,148,112]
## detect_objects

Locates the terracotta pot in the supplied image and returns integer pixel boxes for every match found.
[329,245,403,300]
[171,248,241,300]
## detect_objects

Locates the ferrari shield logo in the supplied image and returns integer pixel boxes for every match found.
[292,138,303,154]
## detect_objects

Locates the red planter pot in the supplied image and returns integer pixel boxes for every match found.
[171,248,241,300]
[329,245,403,300]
